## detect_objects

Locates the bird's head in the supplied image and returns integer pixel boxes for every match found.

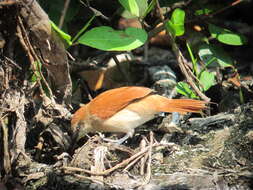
[71,105,92,143]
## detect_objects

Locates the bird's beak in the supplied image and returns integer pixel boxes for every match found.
[71,125,85,151]
[71,123,88,145]
[72,129,80,143]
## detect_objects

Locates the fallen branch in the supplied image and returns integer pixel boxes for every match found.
[63,142,159,176]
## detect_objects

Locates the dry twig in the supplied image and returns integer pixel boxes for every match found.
[1,118,11,175]
[63,143,159,176]
[140,139,147,175]
[58,0,71,29]
[142,132,154,185]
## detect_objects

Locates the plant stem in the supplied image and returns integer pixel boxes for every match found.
[72,15,96,43]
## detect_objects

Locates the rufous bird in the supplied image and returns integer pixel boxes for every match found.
[71,86,206,144]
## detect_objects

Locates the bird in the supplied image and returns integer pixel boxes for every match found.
[71,86,207,144]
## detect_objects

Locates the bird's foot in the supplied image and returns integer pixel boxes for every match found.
[98,133,131,144]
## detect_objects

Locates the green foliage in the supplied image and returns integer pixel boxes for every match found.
[50,21,72,46]
[176,82,198,99]
[176,42,218,98]
[198,44,233,68]
[169,4,248,99]
[118,0,139,17]
[166,8,185,37]
[208,24,247,46]
[42,0,248,100]
[186,42,197,75]
[118,0,148,18]
[143,0,156,18]
[176,42,233,98]
[71,15,96,43]
[78,26,147,51]
[49,1,148,52]
[133,0,148,18]
[199,71,215,91]
[194,8,213,16]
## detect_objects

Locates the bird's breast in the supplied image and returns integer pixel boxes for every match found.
[101,108,156,133]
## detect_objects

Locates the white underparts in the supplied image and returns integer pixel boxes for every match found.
[103,109,155,134]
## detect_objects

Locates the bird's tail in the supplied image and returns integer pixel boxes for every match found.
[155,96,207,114]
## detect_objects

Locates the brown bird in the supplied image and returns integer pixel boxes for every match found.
[71,86,206,144]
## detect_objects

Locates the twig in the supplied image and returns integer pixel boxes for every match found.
[106,143,134,155]
[112,54,132,85]
[58,0,71,29]
[91,146,107,182]
[208,0,242,18]
[175,46,210,102]
[80,0,109,20]
[1,118,11,175]
[149,0,242,40]
[142,132,153,184]
[183,61,205,90]
[140,139,147,175]
[184,0,242,24]
[123,154,144,172]
[148,22,166,40]
[154,2,210,101]
[4,56,22,70]
[156,0,164,21]
[63,143,159,176]
[17,16,54,100]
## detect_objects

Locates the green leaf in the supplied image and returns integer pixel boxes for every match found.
[194,8,212,15]
[198,44,233,68]
[78,26,147,51]
[199,71,215,91]
[208,23,247,46]
[121,10,138,19]
[176,82,198,99]
[136,0,148,18]
[118,0,139,17]
[186,42,197,75]
[166,8,185,37]
[120,0,148,18]
[142,0,155,18]
[50,21,72,46]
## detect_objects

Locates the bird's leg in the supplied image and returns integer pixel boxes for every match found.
[100,131,134,144]
[169,112,180,126]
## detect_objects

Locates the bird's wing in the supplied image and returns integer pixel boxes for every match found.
[89,86,154,120]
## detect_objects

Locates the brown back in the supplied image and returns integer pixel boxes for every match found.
[88,86,153,120]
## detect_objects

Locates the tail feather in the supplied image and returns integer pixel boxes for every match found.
[156,96,207,114]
